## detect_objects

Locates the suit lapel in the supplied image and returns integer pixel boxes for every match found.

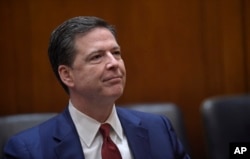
[51,107,153,159]
[117,108,153,159]
[53,108,85,159]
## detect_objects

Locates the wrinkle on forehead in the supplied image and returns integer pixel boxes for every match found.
[74,28,119,55]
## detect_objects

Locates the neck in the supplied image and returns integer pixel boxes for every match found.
[70,96,115,123]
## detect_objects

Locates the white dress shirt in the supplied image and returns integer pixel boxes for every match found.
[68,101,133,159]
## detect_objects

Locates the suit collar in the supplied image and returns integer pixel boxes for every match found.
[51,107,153,159]
[53,108,85,159]
[117,107,153,159]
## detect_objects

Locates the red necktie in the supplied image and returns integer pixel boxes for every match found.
[99,123,122,159]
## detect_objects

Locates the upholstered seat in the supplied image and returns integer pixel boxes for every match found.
[0,113,57,158]
[201,95,250,159]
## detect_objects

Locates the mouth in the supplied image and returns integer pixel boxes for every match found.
[103,76,123,83]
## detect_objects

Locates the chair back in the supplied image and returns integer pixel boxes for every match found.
[0,113,57,158]
[201,95,250,159]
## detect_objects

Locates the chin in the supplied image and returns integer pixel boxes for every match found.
[108,89,124,99]
[102,85,124,98]
[112,90,124,98]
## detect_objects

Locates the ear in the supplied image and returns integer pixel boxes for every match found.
[58,65,74,87]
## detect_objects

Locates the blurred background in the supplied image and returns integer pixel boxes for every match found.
[0,0,249,158]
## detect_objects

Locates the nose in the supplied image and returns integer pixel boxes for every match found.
[106,52,119,69]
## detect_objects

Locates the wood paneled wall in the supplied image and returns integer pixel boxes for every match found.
[245,0,250,92]
[0,0,249,158]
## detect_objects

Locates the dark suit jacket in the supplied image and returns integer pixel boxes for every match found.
[4,107,190,159]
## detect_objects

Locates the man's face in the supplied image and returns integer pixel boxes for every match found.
[64,27,126,102]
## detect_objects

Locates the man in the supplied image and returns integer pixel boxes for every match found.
[4,16,190,159]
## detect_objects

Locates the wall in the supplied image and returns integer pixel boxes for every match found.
[0,0,249,158]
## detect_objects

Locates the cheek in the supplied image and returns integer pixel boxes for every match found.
[120,61,126,73]
[79,69,97,81]
[120,62,126,85]
[74,72,98,90]
[72,67,91,84]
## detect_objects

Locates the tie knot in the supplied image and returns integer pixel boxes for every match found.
[100,123,111,139]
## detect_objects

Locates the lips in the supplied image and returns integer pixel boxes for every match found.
[103,76,123,82]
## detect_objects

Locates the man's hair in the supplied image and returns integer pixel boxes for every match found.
[48,16,116,94]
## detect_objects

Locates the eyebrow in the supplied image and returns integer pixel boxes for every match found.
[110,46,121,51]
[91,46,121,54]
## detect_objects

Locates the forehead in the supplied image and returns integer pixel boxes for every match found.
[74,27,118,52]
[75,27,116,44]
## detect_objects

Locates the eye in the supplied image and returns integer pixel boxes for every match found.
[112,51,122,58]
[91,54,102,60]
[113,51,120,55]
[88,53,104,63]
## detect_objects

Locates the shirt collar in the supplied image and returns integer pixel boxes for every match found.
[68,101,123,147]
[105,105,123,141]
